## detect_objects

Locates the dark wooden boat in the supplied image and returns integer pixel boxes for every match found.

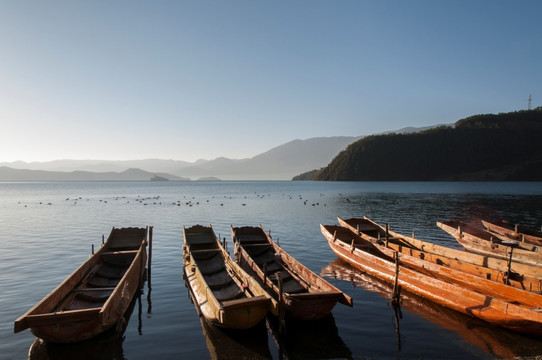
[438,220,542,267]
[230,225,352,320]
[339,217,542,292]
[321,223,542,335]
[14,227,149,343]
[183,225,275,329]
[482,219,542,246]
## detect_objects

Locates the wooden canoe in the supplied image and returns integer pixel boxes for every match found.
[336,217,542,302]
[320,223,542,335]
[230,225,352,320]
[14,227,149,343]
[321,258,542,359]
[482,219,542,246]
[182,224,275,329]
[339,217,542,292]
[437,220,542,267]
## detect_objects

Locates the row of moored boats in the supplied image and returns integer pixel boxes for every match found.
[13,217,542,343]
[322,217,542,336]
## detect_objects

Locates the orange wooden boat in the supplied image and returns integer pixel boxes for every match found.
[231,225,352,320]
[321,223,542,335]
[14,227,149,343]
[322,258,542,359]
[339,217,542,292]
[482,219,542,246]
[438,220,542,267]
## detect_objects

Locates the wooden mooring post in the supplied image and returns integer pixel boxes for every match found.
[391,252,401,306]
[277,271,285,335]
[148,226,153,287]
[504,241,518,286]
[391,251,402,350]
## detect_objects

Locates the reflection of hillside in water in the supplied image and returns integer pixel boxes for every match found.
[267,314,352,360]
[322,258,542,359]
[28,289,146,360]
[199,317,272,360]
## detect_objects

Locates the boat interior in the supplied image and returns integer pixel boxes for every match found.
[235,230,307,295]
[185,228,250,302]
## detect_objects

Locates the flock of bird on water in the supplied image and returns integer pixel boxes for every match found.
[16,192,332,208]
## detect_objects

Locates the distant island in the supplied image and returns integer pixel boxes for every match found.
[197,177,221,181]
[294,109,542,181]
[150,175,169,181]
[0,167,189,182]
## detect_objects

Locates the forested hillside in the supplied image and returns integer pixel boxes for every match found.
[306,110,542,181]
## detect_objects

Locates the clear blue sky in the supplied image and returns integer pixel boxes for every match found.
[1,1,541,162]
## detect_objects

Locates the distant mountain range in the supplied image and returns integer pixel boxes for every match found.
[0,125,445,181]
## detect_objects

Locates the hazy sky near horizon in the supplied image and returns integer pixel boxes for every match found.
[1,1,541,163]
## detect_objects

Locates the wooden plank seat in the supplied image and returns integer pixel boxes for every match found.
[237,235,267,245]
[185,233,217,251]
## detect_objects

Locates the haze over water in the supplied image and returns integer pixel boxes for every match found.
[2,181,542,359]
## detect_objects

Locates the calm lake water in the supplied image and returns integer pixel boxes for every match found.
[1,181,542,360]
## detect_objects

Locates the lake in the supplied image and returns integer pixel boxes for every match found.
[1,181,542,359]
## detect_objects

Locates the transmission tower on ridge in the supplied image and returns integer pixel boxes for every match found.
[528,94,532,110]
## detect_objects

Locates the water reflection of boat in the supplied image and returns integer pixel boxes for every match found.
[28,288,144,360]
[199,317,272,360]
[266,314,352,360]
[322,259,542,359]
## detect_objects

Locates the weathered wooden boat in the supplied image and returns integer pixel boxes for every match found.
[339,217,542,292]
[321,223,542,335]
[230,225,352,320]
[183,224,275,329]
[482,219,542,246]
[14,227,149,343]
[322,258,542,359]
[337,217,542,302]
[437,220,542,267]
